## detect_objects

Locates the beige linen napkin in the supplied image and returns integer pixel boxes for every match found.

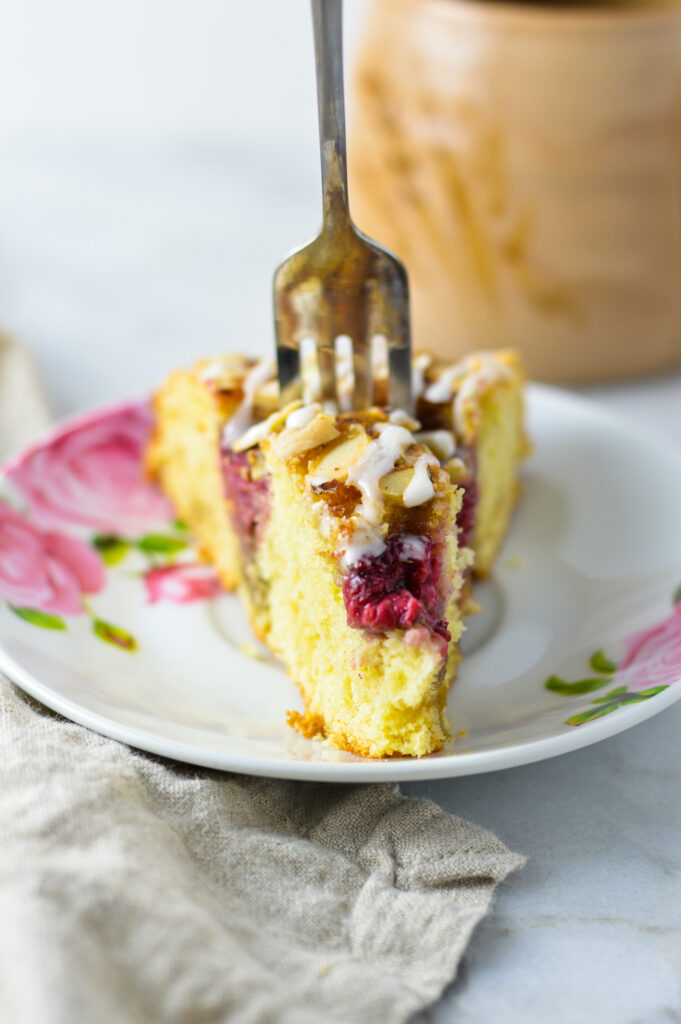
[0,333,524,1024]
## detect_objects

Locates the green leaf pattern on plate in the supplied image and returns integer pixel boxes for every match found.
[92,618,138,652]
[9,606,67,631]
[545,675,613,696]
[589,649,617,675]
[544,586,681,726]
[92,534,130,566]
[136,533,188,556]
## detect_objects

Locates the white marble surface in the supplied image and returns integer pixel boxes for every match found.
[1,146,680,1024]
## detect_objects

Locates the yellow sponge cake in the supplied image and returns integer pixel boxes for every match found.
[146,349,526,758]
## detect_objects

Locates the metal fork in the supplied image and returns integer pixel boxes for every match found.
[273,0,412,414]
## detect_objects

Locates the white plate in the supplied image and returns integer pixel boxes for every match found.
[1,386,681,781]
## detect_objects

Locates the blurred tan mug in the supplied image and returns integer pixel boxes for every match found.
[349,0,681,383]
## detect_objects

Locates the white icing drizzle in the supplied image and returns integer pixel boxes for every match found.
[346,423,414,526]
[227,400,324,453]
[423,364,462,405]
[375,421,413,441]
[412,353,432,399]
[452,359,512,437]
[307,474,333,490]
[421,352,514,440]
[415,429,456,460]
[341,521,388,569]
[222,359,276,446]
[227,409,279,451]
[199,360,229,382]
[286,403,321,430]
[339,421,441,567]
[398,534,428,562]
[307,415,443,569]
[334,342,354,412]
[403,454,438,508]
[388,408,421,430]
[424,352,512,404]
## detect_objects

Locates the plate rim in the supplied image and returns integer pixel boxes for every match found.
[3,640,680,781]
[2,382,681,781]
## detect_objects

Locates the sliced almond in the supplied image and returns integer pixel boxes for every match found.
[254,378,280,415]
[388,409,421,432]
[379,467,414,500]
[415,429,456,461]
[267,400,302,431]
[443,456,470,485]
[198,355,250,390]
[269,412,340,461]
[231,401,303,453]
[309,428,369,482]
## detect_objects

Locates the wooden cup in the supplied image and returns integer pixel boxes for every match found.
[350,0,681,382]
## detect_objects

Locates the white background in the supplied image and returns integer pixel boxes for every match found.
[0,0,368,149]
[0,3,680,1023]
[0,1,371,414]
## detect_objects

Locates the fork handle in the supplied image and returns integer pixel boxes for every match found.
[311,0,350,220]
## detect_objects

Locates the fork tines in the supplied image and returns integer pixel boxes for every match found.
[274,246,413,415]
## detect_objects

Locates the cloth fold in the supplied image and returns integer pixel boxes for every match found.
[0,333,524,1024]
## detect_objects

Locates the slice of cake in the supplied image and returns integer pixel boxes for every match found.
[146,349,526,758]
[414,349,527,576]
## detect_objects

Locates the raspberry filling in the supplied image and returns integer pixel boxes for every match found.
[221,449,271,553]
[455,447,478,549]
[457,474,478,549]
[342,535,450,646]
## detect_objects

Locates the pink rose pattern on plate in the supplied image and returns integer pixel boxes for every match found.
[0,500,105,619]
[617,603,681,690]
[545,590,681,725]
[0,402,223,646]
[144,564,222,605]
[6,402,173,536]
